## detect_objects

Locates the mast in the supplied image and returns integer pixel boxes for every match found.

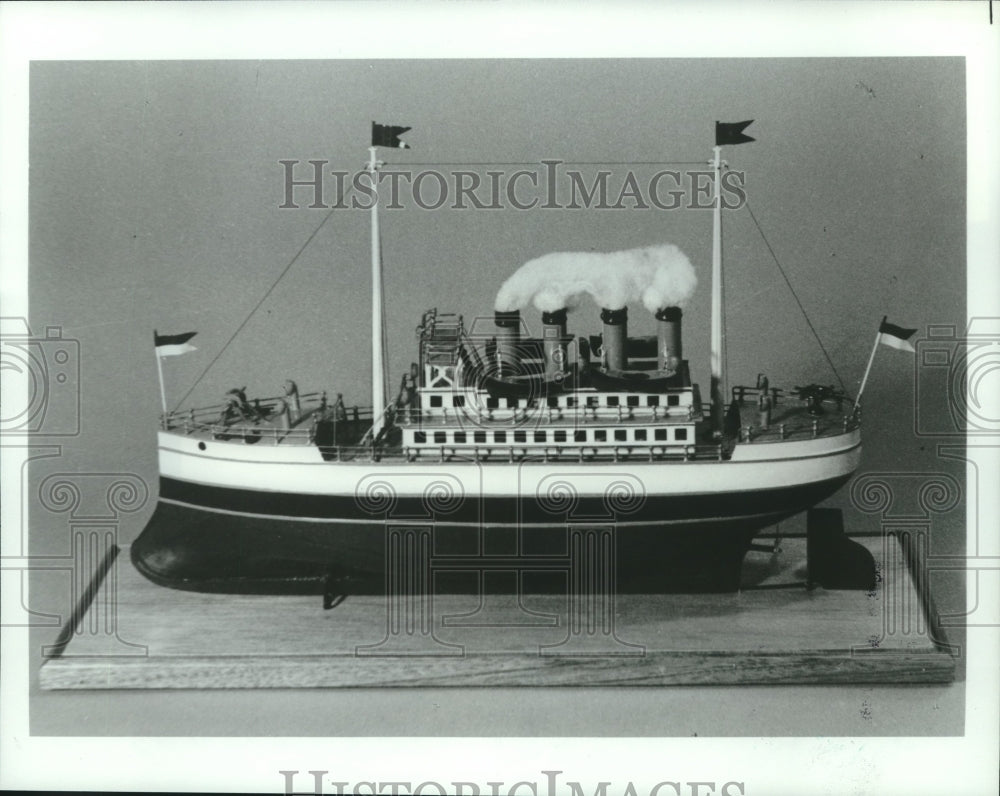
[710,144,724,438]
[709,121,754,439]
[368,146,387,438]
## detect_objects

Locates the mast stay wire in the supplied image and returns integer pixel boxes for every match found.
[171,208,339,412]
[734,174,848,395]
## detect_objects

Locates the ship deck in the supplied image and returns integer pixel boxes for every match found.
[160,390,859,463]
[731,397,856,443]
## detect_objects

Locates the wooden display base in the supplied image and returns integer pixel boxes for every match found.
[40,536,955,689]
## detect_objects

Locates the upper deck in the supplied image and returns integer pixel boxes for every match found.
[159,382,859,464]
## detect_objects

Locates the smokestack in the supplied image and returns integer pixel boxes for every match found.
[494,309,521,377]
[655,306,682,371]
[600,307,628,371]
[541,308,568,379]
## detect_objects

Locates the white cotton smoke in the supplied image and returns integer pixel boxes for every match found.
[495,244,697,314]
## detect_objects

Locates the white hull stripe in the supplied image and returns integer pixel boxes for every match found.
[158,496,788,528]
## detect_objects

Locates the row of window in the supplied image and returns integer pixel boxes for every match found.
[425,393,683,409]
[410,426,690,445]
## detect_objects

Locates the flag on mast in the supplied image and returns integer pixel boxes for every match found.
[372,122,411,149]
[878,317,917,353]
[715,120,755,146]
[155,330,197,357]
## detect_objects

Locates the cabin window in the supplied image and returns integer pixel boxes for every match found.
[434,431,446,444]
[453,395,465,408]
[607,396,620,407]
[566,397,577,407]
[534,431,547,443]
[627,396,639,407]
[430,395,443,408]
[614,429,627,442]
[514,430,526,443]
[634,429,647,441]
[494,431,507,443]
[674,428,688,441]
[547,396,559,408]
[654,429,667,441]
[595,430,607,442]
[474,431,487,443]
[554,430,567,443]
[574,430,587,442]
[486,397,499,409]
[667,395,679,406]
[415,431,427,443]
[454,432,467,444]
[587,396,599,407]
[646,396,660,407]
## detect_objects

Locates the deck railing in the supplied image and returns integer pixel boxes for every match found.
[160,390,328,426]
[160,391,372,446]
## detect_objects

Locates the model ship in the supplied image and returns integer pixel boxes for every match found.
[132,122,876,596]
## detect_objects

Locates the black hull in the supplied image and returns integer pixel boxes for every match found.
[131,475,851,595]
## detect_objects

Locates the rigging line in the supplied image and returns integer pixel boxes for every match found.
[171,208,338,412]
[741,199,848,394]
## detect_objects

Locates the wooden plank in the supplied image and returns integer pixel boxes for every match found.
[40,537,955,689]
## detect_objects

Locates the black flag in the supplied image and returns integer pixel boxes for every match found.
[372,122,411,149]
[878,317,917,341]
[154,330,198,358]
[877,316,917,352]
[154,330,197,347]
[715,120,755,146]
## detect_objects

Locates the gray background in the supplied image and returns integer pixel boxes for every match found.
[28,58,966,735]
